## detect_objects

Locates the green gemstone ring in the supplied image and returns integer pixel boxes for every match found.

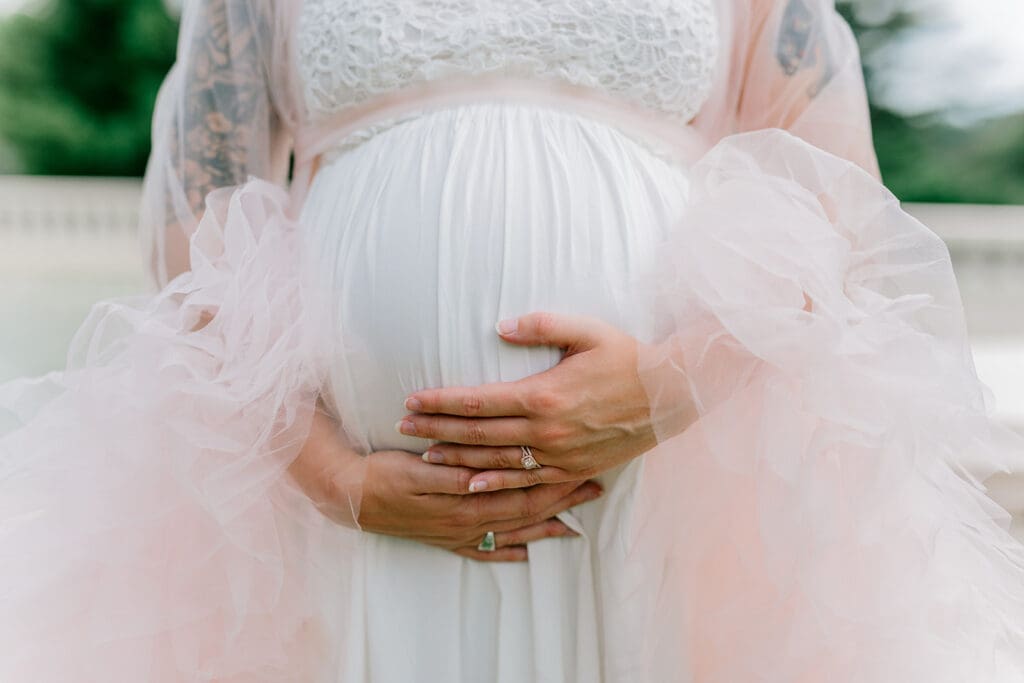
[477,531,497,553]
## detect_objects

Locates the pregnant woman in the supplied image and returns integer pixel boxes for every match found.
[3,0,1024,681]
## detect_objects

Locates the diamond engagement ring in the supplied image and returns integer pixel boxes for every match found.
[477,531,497,552]
[520,445,541,470]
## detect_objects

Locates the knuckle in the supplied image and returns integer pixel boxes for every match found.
[506,385,531,414]
[460,393,485,416]
[465,496,486,527]
[495,448,518,469]
[441,538,463,551]
[436,447,457,465]
[464,421,488,445]
[524,469,545,487]
[550,490,580,514]
[518,492,541,520]
[452,503,477,529]
[567,455,596,475]
[454,468,473,493]
[413,391,436,412]
[569,484,597,506]
[452,511,474,530]
[533,312,557,338]
[416,416,436,438]
[536,423,572,449]
[544,520,566,538]
[453,533,477,549]
[527,388,563,415]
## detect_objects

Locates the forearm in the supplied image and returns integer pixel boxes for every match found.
[287,404,366,528]
[636,336,703,444]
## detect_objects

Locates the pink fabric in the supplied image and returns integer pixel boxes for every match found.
[694,0,879,176]
[633,131,1024,680]
[1,181,364,681]
[2,0,1024,680]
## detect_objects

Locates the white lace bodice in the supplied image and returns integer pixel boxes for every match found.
[297,0,719,125]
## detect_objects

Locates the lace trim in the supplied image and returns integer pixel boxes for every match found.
[297,0,719,125]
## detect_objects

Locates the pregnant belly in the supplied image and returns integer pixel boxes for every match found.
[299,102,689,454]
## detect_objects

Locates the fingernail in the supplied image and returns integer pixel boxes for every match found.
[469,480,489,493]
[496,318,518,336]
[405,397,423,411]
[394,420,416,435]
[422,450,444,464]
[586,484,604,499]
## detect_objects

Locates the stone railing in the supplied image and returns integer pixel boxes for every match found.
[1,174,1021,249]
[2,175,1023,523]
[0,175,142,237]
[1,177,1022,422]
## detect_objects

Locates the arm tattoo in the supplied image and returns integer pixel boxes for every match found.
[776,0,816,76]
[179,0,274,219]
[775,0,834,95]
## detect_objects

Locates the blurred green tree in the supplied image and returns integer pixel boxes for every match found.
[0,0,1022,204]
[0,0,176,176]
[839,2,1024,204]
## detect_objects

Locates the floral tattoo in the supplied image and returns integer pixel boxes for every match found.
[775,0,834,95]
[179,0,276,219]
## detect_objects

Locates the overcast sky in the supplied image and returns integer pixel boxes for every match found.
[856,0,1024,121]
[1,0,1021,121]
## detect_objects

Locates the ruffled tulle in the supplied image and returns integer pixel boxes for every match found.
[4,131,1024,681]
[633,129,1024,682]
[0,181,364,682]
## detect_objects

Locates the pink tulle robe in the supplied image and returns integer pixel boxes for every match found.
[3,0,1024,680]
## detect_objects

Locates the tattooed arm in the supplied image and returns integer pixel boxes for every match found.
[745,0,838,127]
[774,0,835,96]
[143,0,285,285]
[734,0,879,176]
[178,1,279,218]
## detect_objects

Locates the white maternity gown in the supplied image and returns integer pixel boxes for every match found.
[295,1,715,679]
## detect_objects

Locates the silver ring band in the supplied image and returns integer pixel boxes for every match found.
[520,445,541,470]
[477,531,497,552]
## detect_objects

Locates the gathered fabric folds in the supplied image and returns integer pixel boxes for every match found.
[0,181,365,682]
[632,129,1024,682]
[4,128,1024,682]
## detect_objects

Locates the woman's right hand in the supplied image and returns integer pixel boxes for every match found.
[289,407,602,562]
[359,450,602,561]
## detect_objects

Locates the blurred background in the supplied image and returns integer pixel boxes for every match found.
[0,0,1022,511]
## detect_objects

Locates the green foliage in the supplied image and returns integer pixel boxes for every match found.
[0,0,177,176]
[838,2,1024,204]
[0,0,1022,204]
[873,110,1024,204]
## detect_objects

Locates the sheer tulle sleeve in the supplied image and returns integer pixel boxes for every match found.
[622,1,1024,680]
[140,0,297,287]
[0,2,370,679]
[694,0,879,176]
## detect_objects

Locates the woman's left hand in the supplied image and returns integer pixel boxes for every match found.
[398,313,664,493]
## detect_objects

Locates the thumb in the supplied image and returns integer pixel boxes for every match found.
[495,312,608,352]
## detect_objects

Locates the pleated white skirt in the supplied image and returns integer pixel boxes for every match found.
[300,102,691,682]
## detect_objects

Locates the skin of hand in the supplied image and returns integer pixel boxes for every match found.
[288,406,603,562]
[398,312,698,493]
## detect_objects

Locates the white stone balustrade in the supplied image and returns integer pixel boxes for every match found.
[2,175,1023,527]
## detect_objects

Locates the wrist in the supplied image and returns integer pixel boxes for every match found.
[636,337,700,442]
[288,404,367,528]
